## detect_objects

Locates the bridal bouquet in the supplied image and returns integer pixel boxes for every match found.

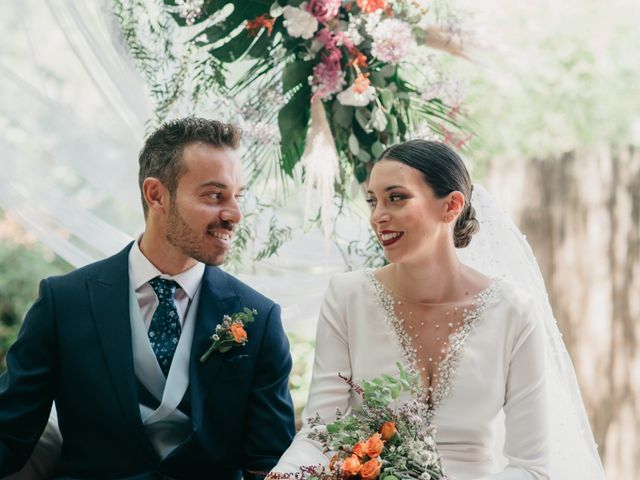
[299,364,448,479]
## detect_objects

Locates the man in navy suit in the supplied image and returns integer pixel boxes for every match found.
[0,118,296,479]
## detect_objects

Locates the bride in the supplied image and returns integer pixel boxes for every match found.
[271,140,606,479]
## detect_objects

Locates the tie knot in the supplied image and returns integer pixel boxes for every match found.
[149,277,179,302]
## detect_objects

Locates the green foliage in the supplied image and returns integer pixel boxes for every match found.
[287,332,315,423]
[0,216,71,371]
[347,230,387,269]
[224,207,293,271]
[254,216,293,262]
[458,0,640,163]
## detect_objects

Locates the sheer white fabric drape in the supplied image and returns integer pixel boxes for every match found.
[457,186,606,479]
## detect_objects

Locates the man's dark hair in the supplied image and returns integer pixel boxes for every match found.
[138,117,242,216]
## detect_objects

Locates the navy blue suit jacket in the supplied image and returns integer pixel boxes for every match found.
[0,243,295,479]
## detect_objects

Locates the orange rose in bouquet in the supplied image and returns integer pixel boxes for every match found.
[365,433,384,458]
[341,454,363,476]
[305,364,448,480]
[360,458,382,479]
[380,421,397,441]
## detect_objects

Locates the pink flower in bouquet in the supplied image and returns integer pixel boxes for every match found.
[306,0,342,23]
[315,28,338,50]
[371,18,416,64]
[311,49,346,101]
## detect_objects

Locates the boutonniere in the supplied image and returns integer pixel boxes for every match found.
[200,307,257,363]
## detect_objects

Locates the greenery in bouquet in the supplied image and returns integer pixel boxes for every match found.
[299,363,448,479]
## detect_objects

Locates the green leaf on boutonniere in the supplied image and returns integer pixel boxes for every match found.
[200,308,257,363]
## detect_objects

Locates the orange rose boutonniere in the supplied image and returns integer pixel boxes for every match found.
[200,307,257,362]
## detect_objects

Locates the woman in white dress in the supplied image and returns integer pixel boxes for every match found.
[271,141,606,480]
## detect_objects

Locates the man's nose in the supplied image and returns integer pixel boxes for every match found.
[220,198,242,224]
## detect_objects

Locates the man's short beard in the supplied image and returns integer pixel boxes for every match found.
[166,198,228,266]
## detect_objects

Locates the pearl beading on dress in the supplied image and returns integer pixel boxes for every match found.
[366,269,501,422]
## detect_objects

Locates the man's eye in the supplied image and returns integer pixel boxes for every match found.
[210,192,223,200]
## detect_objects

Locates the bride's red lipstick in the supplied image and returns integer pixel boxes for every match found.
[379,230,404,247]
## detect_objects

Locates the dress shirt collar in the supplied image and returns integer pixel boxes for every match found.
[129,237,205,299]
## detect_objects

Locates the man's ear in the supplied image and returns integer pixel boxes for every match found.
[142,177,169,215]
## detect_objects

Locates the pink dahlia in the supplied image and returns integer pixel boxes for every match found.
[371,18,416,64]
[311,50,346,101]
[306,0,342,23]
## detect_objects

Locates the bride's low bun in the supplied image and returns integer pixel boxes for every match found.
[454,203,479,248]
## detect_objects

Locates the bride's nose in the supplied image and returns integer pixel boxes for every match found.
[370,204,391,224]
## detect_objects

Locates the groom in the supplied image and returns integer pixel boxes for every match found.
[0,118,295,479]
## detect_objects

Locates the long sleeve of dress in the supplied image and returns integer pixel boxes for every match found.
[271,278,349,473]
[474,303,550,480]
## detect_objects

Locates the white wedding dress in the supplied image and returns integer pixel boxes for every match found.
[273,270,550,480]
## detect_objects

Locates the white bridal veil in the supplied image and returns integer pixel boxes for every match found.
[457,185,606,479]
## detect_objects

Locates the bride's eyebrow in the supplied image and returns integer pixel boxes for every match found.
[366,185,406,195]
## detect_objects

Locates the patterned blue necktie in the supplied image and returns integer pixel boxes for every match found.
[148,278,182,377]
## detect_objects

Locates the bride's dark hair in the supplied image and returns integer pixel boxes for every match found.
[376,140,479,248]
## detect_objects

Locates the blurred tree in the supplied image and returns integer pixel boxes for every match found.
[0,211,71,371]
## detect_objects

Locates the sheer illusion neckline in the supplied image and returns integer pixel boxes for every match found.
[365,269,501,419]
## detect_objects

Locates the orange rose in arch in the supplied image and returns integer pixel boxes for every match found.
[230,323,247,343]
[357,0,386,14]
[365,433,384,458]
[341,454,363,476]
[360,458,382,479]
[380,421,397,441]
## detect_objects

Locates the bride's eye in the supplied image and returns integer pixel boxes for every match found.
[389,193,406,202]
[365,197,376,208]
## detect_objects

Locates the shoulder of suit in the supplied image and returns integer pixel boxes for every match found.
[43,253,124,286]
[214,268,276,310]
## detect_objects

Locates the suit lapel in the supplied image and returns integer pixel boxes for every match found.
[86,243,157,461]
[189,266,240,427]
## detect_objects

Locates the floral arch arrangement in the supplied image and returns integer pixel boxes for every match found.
[115,0,470,262]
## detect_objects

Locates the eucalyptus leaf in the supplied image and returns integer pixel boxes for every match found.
[372,141,385,158]
[357,148,371,163]
[369,71,386,88]
[269,1,283,16]
[380,64,396,77]
[333,103,353,128]
[348,133,360,155]
[355,108,373,133]
[387,114,398,135]
[380,89,395,110]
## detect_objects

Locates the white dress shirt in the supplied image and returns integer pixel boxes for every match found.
[128,238,204,330]
[127,239,205,458]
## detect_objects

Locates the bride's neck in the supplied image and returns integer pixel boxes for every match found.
[389,249,465,304]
